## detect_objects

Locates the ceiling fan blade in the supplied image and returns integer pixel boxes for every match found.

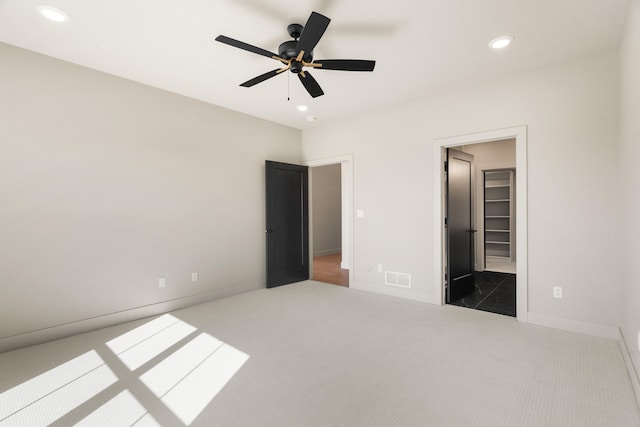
[298,71,324,98]
[296,12,331,58]
[314,59,376,71]
[240,68,287,87]
[215,35,281,60]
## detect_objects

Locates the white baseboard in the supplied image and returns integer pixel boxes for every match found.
[476,312,639,406]
[527,312,619,340]
[313,248,341,257]
[618,328,640,408]
[350,280,440,305]
[0,281,264,354]
[340,262,349,270]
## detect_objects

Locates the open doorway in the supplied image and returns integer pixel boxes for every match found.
[310,164,348,287]
[305,155,354,288]
[434,126,528,322]
[459,139,517,275]
[446,139,516,316]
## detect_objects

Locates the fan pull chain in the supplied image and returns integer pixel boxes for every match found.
[287,71,290,101]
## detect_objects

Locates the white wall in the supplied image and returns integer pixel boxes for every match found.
[620,0,640,383]
[303,49,621,327]
[312,164,342,257]
[461,139,516,270]
[460,139,516,168]
[0,43,302,351]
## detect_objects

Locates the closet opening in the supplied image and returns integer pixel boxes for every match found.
[447,139,516,316]
[434,127,528,321]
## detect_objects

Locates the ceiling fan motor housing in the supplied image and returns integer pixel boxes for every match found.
[278,40,313,64]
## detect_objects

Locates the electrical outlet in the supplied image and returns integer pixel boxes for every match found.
[553,286,562,299]
[159,277,166,288]
[377,264,383,273]
[192,272,198,282]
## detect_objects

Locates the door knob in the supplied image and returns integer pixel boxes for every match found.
[265,228,274,233]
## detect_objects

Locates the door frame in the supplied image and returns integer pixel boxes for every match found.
[305,154,354,285]
[433,126,528,322]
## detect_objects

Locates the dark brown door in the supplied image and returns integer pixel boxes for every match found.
[446,148,476,302]
[265,161,309,288]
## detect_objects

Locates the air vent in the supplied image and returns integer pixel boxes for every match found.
[385,271,411,288]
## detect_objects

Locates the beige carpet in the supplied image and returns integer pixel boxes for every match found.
[1,281,638,426]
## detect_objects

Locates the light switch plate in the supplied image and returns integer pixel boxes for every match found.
[191,272,198,282]
[356,209,364,218]
[159,277,166,288]
[553,286,562,299]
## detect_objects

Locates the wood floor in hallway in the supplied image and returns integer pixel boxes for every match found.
[313,253,349,287]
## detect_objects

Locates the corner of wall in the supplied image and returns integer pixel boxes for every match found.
[526,312,619,340]
[618,328,640,408]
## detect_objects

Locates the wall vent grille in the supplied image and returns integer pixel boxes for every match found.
[385,271,411,288]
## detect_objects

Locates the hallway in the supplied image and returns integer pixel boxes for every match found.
[312,253,349,287]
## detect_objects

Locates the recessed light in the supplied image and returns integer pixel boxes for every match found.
[37,5,70,23]
[297,105,308,112]
[307,116,317,122]
[488,36,513,49]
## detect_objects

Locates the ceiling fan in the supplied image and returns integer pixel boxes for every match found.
[215,11,376,98]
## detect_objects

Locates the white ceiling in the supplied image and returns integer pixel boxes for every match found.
[0,0,630,129]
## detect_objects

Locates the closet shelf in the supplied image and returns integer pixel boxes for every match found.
[484,169,514,266]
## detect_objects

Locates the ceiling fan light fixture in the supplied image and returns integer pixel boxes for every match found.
[215,11,375,99]
[489,36,513,49]
[297,105,308,112]
[37,5,70,23]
